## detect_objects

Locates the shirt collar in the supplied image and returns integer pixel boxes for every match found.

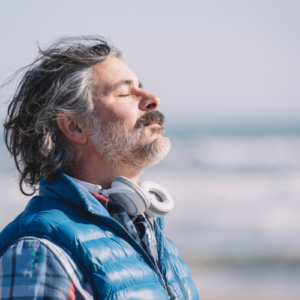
[68,175,123,213]
[68,176,102,194]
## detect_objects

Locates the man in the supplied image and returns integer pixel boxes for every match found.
[0,37,199,300]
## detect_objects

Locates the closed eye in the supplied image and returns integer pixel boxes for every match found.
[118,94,130,97]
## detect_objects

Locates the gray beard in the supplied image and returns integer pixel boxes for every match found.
[88,117,171,173]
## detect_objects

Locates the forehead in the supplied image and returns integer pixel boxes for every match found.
[92,57,138,90]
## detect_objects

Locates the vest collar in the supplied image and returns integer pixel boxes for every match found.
[39,171,110,217]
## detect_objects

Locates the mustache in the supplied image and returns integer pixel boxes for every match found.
[134,111,165,129]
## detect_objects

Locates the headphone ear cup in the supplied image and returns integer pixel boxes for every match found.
[138,181,174,218]
[110,177,150,216]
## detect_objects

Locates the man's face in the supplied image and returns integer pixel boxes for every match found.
[92,57,161,139]
[89,57,170,169]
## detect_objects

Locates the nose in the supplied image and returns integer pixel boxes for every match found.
[138,90,160,111]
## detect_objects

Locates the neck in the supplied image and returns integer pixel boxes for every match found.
[67,149,144,189]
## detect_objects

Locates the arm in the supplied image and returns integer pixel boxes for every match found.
[0,237,93,300]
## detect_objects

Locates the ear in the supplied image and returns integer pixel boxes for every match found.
[56,112,87,145]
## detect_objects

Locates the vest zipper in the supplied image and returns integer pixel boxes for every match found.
[164,250,189,300]
[166,283,177,300]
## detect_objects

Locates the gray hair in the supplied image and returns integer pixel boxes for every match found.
[3,36,121,195]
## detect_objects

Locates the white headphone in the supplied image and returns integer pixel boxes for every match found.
[100,177,174,217]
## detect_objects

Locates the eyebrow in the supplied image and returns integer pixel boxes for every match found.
[106,79,143,94]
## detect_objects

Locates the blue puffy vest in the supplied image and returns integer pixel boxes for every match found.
[0,172,199,300]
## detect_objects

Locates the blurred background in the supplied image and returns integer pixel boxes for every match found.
[0,1,299,299]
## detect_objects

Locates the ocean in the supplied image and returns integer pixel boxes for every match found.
[1,131,300,300]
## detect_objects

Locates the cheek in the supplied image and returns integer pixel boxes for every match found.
[112,105,137,126]
[94,100,138,127]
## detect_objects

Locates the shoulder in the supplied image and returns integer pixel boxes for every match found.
[0,236,93,300]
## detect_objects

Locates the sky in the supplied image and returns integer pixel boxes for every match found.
[0,0,299,131]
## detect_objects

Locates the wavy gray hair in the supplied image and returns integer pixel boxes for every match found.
[3,36,121,195]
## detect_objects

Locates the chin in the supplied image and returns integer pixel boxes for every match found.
[123,133,171,172]
[147,125,165,137]
[145,128,166,146]
[146,134,171,167]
